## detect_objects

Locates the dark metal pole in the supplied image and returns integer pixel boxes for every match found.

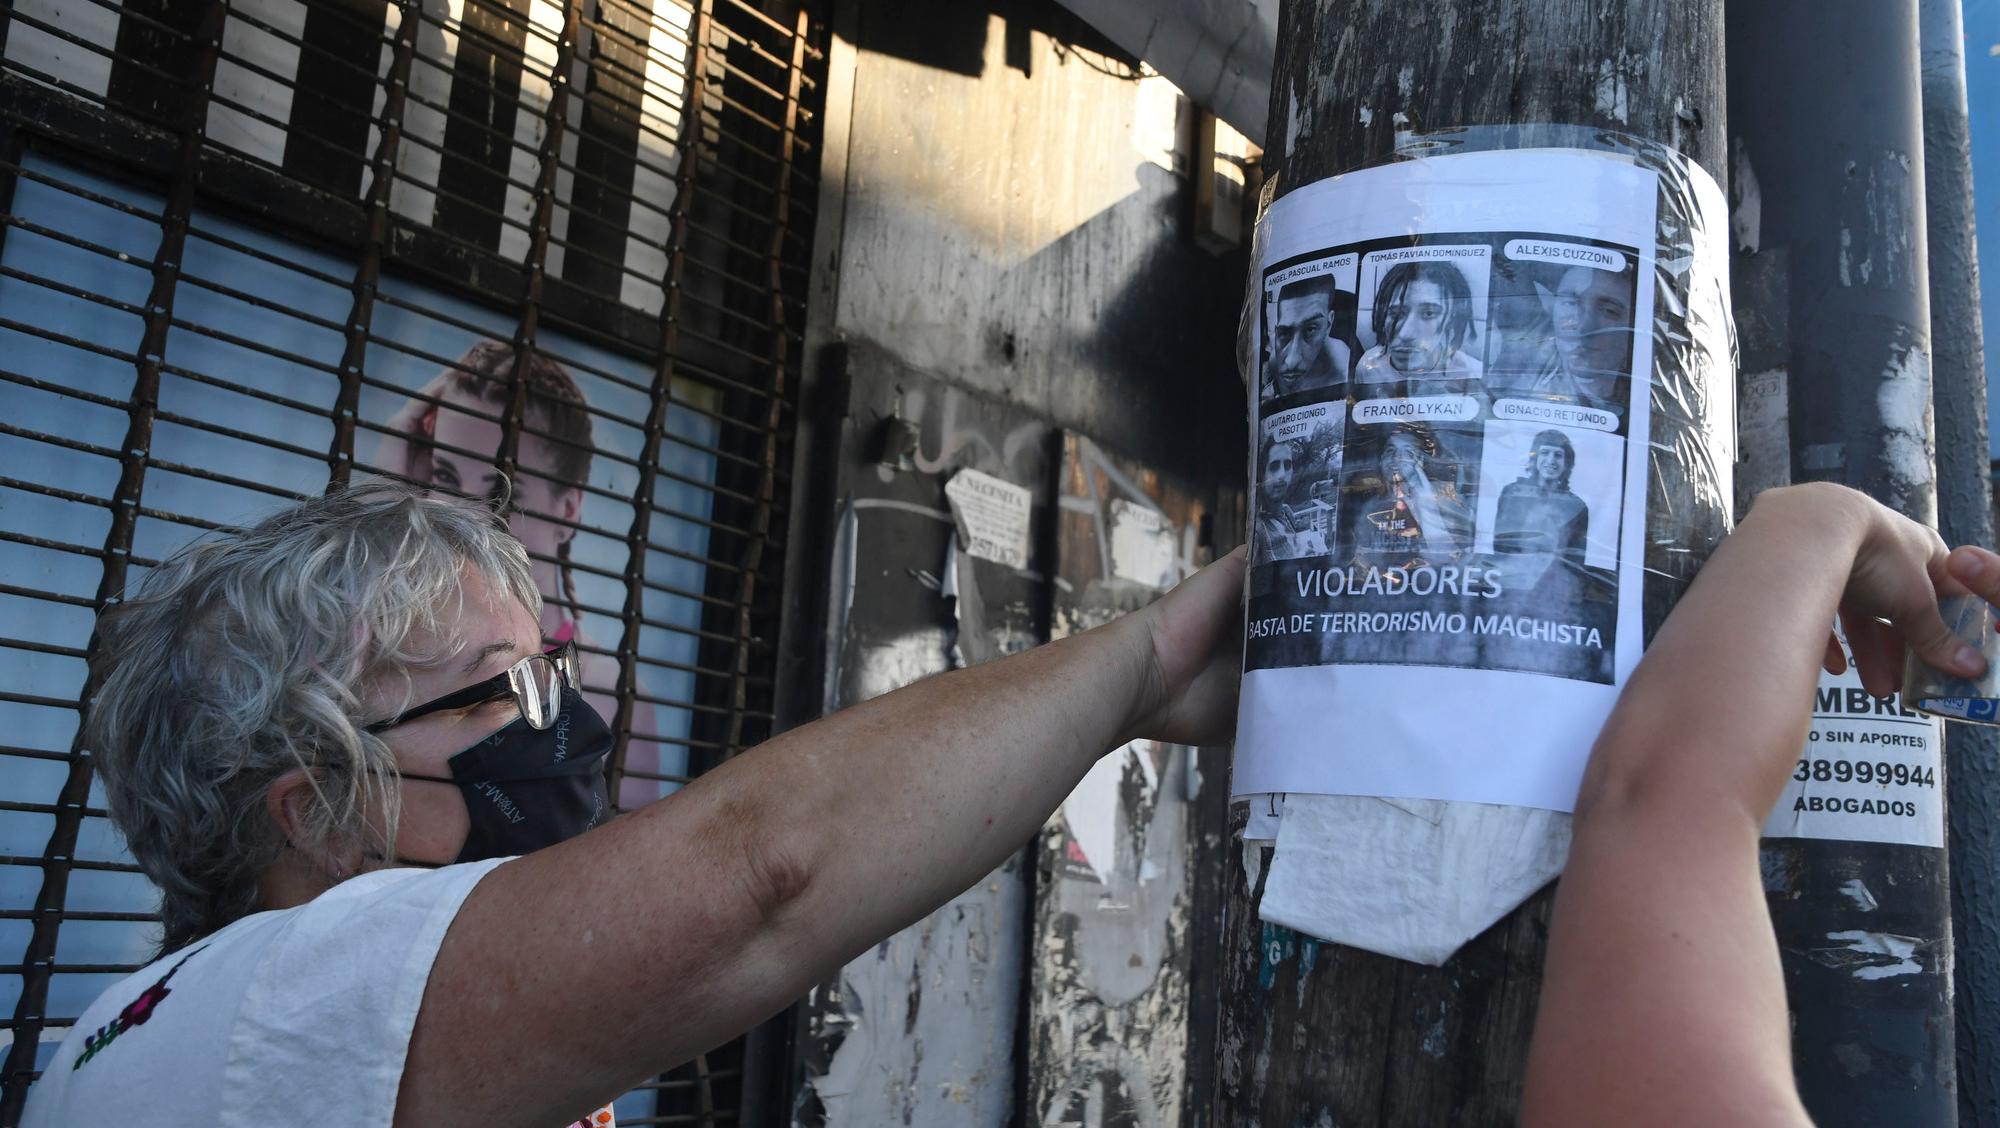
[1215,2,1725,1122]
[1729,1,1956,1123]
[1919,0,2000,1121]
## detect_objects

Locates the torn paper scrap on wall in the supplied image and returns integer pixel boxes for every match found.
[945,467,1034,569]
[1107,498,1181,590]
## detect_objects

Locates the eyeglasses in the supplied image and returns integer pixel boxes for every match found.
[366,641,580,733]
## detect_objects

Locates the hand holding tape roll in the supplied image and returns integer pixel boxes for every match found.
[1906,548,2000,724]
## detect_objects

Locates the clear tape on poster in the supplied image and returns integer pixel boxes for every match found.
[1232,124,1735,812]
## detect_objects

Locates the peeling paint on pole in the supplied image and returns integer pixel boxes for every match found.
[1917,0,2000,1118]
[1878,342,1938,514]
[810,862,1027,1125]
[1729,0,1957,1122]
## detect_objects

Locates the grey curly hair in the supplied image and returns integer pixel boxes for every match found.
[87,483,540,954]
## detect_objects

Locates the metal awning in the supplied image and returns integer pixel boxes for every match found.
[1056,0,1278,145]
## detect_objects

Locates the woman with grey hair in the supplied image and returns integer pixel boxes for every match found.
[21,482,1246,1127]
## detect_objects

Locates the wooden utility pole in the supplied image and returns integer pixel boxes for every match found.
[1918,0,2000,1119]
[1729,2,1956,1123]
[1214,1,1725,1123]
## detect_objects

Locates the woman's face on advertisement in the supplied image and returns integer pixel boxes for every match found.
[429,393,580,564]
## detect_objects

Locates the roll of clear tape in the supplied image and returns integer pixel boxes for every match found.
[1907,594,2000,725]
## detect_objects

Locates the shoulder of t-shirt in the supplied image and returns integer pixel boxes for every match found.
[56,862,512,1033]
[262,858,514,950]
[217,858,514,1123]
[19,861,514,1126]
[106,862,512,1007]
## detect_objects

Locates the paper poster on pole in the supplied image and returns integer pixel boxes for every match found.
[1234,148,1704,812]
[1763,629,1945,848]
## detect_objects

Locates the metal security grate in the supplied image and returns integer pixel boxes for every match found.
[0,0,821,1123]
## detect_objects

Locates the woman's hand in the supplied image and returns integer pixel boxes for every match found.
[1759,484,1988,696]
[1577,481,1984,829]
[1120,547,1247,748]
[1528,480,1988,1128]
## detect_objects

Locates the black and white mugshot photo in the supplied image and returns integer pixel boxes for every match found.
[1458,419,1624,684]
[1253,404,1344,564]
[1474,419,1626,574]
[1337,420,1478,570]
[1260,255,1359,403]
[1485,244,1639,412]
[1352,248,1490,397]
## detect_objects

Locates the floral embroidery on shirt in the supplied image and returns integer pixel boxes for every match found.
[71,945,207,1071]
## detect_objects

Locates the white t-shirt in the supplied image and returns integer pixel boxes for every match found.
[19,857,599,1126]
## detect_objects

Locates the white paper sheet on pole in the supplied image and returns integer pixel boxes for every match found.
[1763,628,1945,848]
[1233,148,1668,814]
[1261,794,1572,966]
[1241,792,1283,843]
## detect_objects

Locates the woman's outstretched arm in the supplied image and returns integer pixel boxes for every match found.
[1525,483,1989,1127]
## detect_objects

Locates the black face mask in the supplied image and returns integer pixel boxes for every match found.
[419,687,614,863]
